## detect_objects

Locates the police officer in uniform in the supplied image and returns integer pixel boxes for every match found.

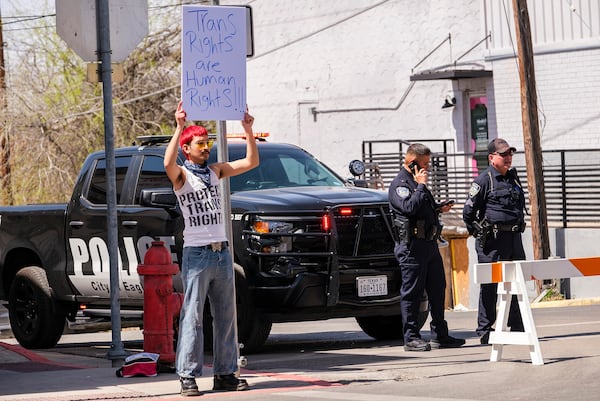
[463,138,526,344]
[389,143,465,351]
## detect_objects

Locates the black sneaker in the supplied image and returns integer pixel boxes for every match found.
[430,335,466,349]
[213,374,249,391]
[180,377,201,397]
[403,338,431,352]
[480,332,490,345]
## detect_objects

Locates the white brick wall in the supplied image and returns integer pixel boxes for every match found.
[492,48,600,151]
[224,0,600,176]
[226,0,483,175]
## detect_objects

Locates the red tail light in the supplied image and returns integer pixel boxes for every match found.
[339,207,353,215]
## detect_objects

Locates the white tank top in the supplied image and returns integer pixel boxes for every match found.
[174,166,227,247]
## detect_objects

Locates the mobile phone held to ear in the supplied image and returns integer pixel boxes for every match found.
[408,160,418,174]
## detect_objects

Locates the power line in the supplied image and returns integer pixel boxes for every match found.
[0,0,212,31]
[1,14,54,25]
[47,84,181,125]
[253,0,391,60]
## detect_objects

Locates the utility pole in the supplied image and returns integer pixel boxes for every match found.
[511,1,551,268]
[0,5,12,205]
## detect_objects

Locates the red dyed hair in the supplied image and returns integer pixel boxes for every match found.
[179,125,208,149]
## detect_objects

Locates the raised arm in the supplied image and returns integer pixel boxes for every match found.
[164,101,187,190]
[213,112,259,178]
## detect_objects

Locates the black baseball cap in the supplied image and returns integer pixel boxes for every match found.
[488,138,517,154]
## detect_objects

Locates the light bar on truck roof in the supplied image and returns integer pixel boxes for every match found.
[226,132,270,139]
[208,132,269,141]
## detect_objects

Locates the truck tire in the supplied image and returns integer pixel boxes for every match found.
[8,266,66,349]
[356,314,404,340]
[356,293,429,341]
[202,264,271,354]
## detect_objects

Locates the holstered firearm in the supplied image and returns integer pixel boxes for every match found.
[472,218,492,249]
[392,216,411,243]
[393,217,440,242]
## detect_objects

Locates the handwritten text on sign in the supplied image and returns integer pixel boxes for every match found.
[181,5,246,121]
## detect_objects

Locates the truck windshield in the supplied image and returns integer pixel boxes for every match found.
[216,145,346,192]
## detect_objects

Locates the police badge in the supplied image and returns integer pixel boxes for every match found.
[395,186,410,199]
[469,182,481,198]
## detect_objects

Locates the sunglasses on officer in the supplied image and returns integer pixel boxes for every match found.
[493,150,514,157]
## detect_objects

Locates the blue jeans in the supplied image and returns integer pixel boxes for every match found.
[175,246,238,378]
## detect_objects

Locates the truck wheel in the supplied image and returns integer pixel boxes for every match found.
[8,266,66,349]
[202,264,271,354]
[356,315,403,340]
[234,264,271,354]
[356,309,429,341]
[356,294,429,341]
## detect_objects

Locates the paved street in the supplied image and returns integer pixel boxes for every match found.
[0,302,599,401]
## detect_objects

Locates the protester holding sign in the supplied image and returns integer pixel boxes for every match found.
[164,101,258,396]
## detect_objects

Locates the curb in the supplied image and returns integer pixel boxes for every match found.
[531,296,600,308]
[0,341,90,369]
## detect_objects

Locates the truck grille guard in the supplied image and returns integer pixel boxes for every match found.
[241,203,395,259]
[241,203,398,306]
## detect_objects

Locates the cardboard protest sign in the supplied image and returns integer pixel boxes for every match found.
[181,5,247,121]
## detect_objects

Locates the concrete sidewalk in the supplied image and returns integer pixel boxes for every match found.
[0,338,337,401]
[0,339,181,400]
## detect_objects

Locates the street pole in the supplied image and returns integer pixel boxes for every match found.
[511,0,551,278]
[96,0,127,365]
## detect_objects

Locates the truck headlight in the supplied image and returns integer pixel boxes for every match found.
[252,219,294,253]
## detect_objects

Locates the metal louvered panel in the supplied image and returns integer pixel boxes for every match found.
[484,0,600,55]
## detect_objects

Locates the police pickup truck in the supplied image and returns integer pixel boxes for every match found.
[0,136,427,352]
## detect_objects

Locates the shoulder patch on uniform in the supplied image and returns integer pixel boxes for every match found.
[469,182,481,198]
[395,186,410,199]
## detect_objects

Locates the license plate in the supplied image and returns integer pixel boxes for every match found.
[356,275,388,297]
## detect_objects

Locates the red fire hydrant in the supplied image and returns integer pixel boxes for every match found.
[137,241,183,364]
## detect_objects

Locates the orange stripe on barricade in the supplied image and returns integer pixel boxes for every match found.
[569,257,600,276]
[491,262,503,283]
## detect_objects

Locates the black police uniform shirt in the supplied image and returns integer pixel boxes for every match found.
[463,165,525,234]
[388,167,439,231]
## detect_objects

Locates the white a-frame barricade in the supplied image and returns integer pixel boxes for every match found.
[474,257,600,365]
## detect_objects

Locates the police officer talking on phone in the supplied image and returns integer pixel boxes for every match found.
[389,143,465,351]
[463,138,526,345]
